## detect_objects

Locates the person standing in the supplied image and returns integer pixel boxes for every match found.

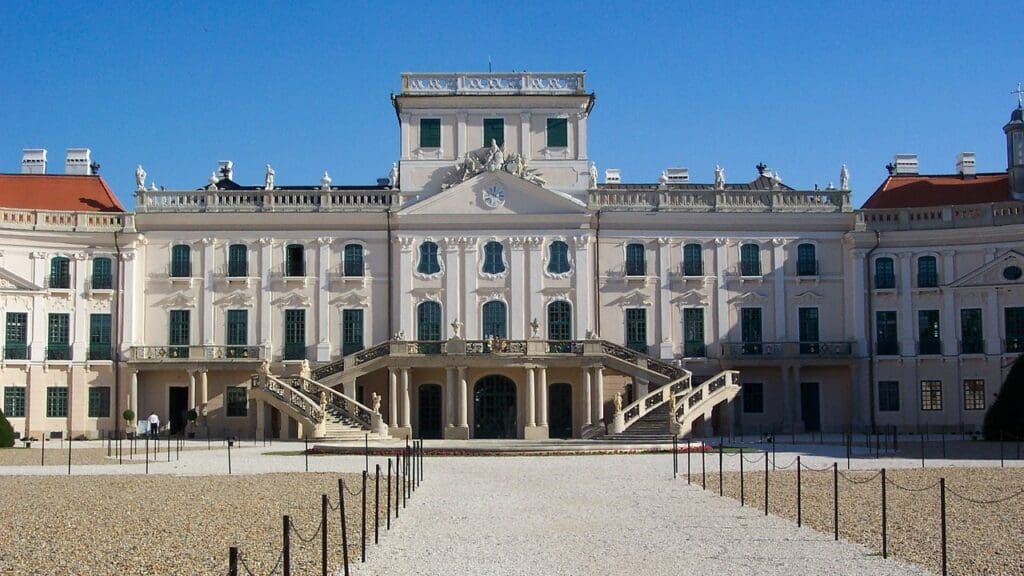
[148,412,160,437]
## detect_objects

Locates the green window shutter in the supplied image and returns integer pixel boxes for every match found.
[46,387,68,418]
[47,313,70,360]
[482,242,505,274]
[228,245,248,277]
[625,244,645,276]
[5,312,28,360]
[227,310,248,346]
[343,244,364,277]
[89,314,112,360]
[50,257,70,289]
[547,241,570,274]
[683,308,705,357]
[740,244,761,276]
[169,310,190,346]
[547,301,573,341]
[481,301,507,339]
[741,308,762,343]
[417,302,442,341]
[683,244,703,276]
[91,257,112,290]
[483,118,504,148]
[546,118,568,148]
[625,308,647,353]
[4,387,26,417]
[88,387,110,418]
[171,245,191,277]
[417,242,440,275]
[420,118,441,148]
[1005,307,1024,352]
[342,309,364,355]
[284,309,306,360]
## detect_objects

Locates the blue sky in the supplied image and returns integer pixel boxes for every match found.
[1,1,1022,208]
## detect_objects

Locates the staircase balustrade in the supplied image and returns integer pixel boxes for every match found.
[250,374,324,425]
[292,375,377,429]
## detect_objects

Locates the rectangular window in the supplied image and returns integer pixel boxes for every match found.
[227,244,248,277]
[683,244,703,276]
[285,244,305,277]
[50,257,70,289]
[342,309,364,356]
[625,308,647,354]
[5,312,28,360]
[798,307,820,354]
[878,381,900,412]
[917,257,938,288]
[3,386,26,418]
[874,258,895,289]
[796,244,817,276]
[343,244,364,277]
[546,117,568,148]
[91,257,112,290]
[625,244,646,276]
[225,386,248,417]
[960,308,984,354]
[88,387,110,418]
[740,244,761,276]
[918,309,941,355]
[88,313,112,360]
[920,380,943,411]
[226,309,248,357]
[47,313,70,360]
[963,379,985,411]
[46,387,68,418]
[740,307,763,354]
[284,309,306,360]
[170,245,191,278]
[683,308,705,357]
[876,311,898,355]
[742,382,764,414]
[419,118,441,148]
[483,118,504,148]
[169,310,190,358]
[1005,307,1024,353]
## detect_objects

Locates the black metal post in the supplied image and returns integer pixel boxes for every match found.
[921,429,926,468]
[764,448,769,516]
[1000,430,1005,468]
[687,444,691,484]
[67,435,72,475]
[375,464,380,545]
[718,441,724,496]
[227,439,232,475]
[881,468,888,559]
[365,433,369,472]
[941,430,946,459]
[145,435,149,475]
[833,462,838,541]
[167,430,170,462]
[228,546,238,576]
[41,434,44,466]
[797,455,802,527]
[701,446,706,490]
[387,458,392,529]
[321,494,328,576]
[361,469,367,563]
[772,435,777,470]
[739,448,745,506]
[305,438,309,472]
[283,515,291,576]
[673,435,678,479]
[940,477,947,576]
[396,453,401,518]
[339,479,350,576]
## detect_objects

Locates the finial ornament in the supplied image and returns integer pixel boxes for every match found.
[1013,82,1024,107]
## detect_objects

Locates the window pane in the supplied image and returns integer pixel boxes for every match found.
[343,244,364,277]
[878,381,900,412]
[546,117,568,148]
[417,302,442,341]
[227,310,248,346]
[963,379,985,411]
[483,118,504,148]
[226,386,248,417]
[228,245,248,277]
[683,244,703,276]
[169,310,190,346]
[46,387,68,418]
[625,308,647,353]
[342,309,364,355]
[92,257,112,289]
[742,382,764,413]
[798,308,819,354]
[482,301,507,339]
[918,310,941,354]
[547,241,570,274]
[1005,307,1024,353]
[874,258,895,289]
[740,244,761,276]
[920,380,943,411]
[88,387,110,418]
[284,309,305,359]
[625,244,645,276]
[797,243,817,276]
[4,387,26,417]
[876,311,898,355]
[917,256,938,288]
[417,242,440,275]
[89,314,112,360]
[420,118,441,148]
[48,314,70,360]
[960,308,983,354]
[547,301,572,341]
[171,245,191,277]
[286,244,305,277]
[482,242,505,274]
[683,308,705,357]
[50,257,70,289]
[5,312,28,360]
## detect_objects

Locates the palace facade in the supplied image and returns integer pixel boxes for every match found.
[2,72,1024,441]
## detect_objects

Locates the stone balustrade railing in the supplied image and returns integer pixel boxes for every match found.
[0,208,130,232]
[135,188,396,213]
[250,373,323,425]
[130,345,266,362]
[618,371,693,430]
[401,72,585,95]
[721,341,854,359]
[859,201,1024,231]
[293,375,375,429]
[589,187,851,213]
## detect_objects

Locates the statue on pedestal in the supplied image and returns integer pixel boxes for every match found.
[264,164,275,190]
[839,164,850,191]
[588,162,598,188]
[321,171,332,190]
[667,394,677,420]
[714,165,725,190]
[135,165,147,191]
[613,391,623,413]
[299,359,311,380]
[389,162,399,188]
[529,318,540,338]
[371,392,382,414]
[450,318,463,338]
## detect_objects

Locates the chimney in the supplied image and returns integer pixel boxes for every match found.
[65,148,91,175]
[21,149,47,174]
[663,167,689,183]
[604,168,621,184]
[893,154,919,175]
[218,160,234,180]
[956,152,976,178]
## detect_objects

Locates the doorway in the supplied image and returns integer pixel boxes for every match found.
[800,382,821,432]
[473,375,517,439]
[418,384,443,439]
[548,383,573,439]
[168,387,188,434]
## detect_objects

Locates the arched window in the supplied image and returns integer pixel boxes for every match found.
[482,241,506,274]
[170,245,191,278]
[285,244,305,277]
[227,244,248,277]
[625,243,646,276]
[547,241,571,274]
[91,257,112,290]
[49,256,70,289]
[796,243,817,276]
[343,243,364,277]
[917,256,938,288]
[740,243,761,276]
[417,241,440,275]
[482,301,507,339]
[683,243,703,276]
[874,257,895,289]
[417,301,442,341]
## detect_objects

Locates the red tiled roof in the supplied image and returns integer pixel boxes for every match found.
[0,174,125,212]
[861,173,1009,209]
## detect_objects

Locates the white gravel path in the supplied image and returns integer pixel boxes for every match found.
[354,453,932,576]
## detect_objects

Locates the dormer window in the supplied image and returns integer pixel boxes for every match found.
[417,241,440,275]
[285,244,305,277]
[546,118,568,148]
[483,118,504,148]
[482,241,506,275]
[49,256,70,289]
[419,118,441,149]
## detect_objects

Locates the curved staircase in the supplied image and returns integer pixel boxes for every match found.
[249,372,387,440]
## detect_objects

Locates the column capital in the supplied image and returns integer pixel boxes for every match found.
[259,237,274,246]
[317,236,333,246]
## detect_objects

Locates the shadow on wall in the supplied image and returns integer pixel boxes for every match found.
[984,354,1024,441]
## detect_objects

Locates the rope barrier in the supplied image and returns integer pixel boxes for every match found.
[946,486,1024,505]
[289,518,323,543]
[774,457,799,470]
[837,469,883,484]
[239,550,283,576]
[885,477,942,493]
[741,452,766,463]
[798,461,835,472]
[343,482,365,497]
[326,498,341,512]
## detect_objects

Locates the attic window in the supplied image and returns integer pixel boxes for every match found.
[1004,266,1022,281]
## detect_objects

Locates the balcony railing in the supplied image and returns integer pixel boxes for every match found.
[918,340,942,355]
[3,345,28,360]
[283,343,306,361]
[88,346,113,361]
[960,339,985,355]
[131,345,265,362]
[683,341,706,358]
[46,345,71,361]
[0,207,128,232]
[723,341,854,358]
[1005,337,1024,354]
[135,188,396,213]
[589,188,851,213]
[876,341,900,356]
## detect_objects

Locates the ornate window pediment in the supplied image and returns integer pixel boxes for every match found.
[610,289,652,308]
[672,289,709,307]
[791,290,824,305]
[729,291,768,305]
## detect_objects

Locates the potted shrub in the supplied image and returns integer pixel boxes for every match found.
[186,409,198,438]
[122,409,135,439]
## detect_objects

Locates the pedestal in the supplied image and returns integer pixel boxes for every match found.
[523,425,549,440]
[608,412,625,434]
[390,426,412,440]
[371,413,389,437]
[443,425,470,440]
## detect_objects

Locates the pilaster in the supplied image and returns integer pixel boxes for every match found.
[202,238,216,345]
[573,234,591,338]
[443,238,460,335]
[899,253,914,355]
[657,237,673,358]
[527,237,543,337]
[772,238,787,341]
[316,237,332,361]
[510,237,526,339]
[462,238,479,340]
[72,253,88,359]
[259,238,274,347]
[715,238,730,344]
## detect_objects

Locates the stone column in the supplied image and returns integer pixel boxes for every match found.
[582,367,592,427]
[130,370,139,424]
[187,370,196,410]
[657,237,673,358]
[199,370,208,405]
[458,367,468,427]
[443,238,460,335]
[510,238,526,339]
[445,367,455,428]
[400,368,411,429]
[316,237,332,361]
[537,367,548,428]
[463,239,479,340]
[593,366,605,425]
[526,368,536,427]
[388,368,398,426]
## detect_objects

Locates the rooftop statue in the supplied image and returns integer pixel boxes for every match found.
[839,164,850,191]
[264,164,275,190]
[321,171,332,190]
[389,162,399,188]
[588,162,598,188]
[484,139,505,172]
[714,165,725,190]
[209,172,220,188]
[135,165,147,191]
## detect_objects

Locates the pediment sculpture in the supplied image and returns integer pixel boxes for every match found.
[445,139,546,188]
